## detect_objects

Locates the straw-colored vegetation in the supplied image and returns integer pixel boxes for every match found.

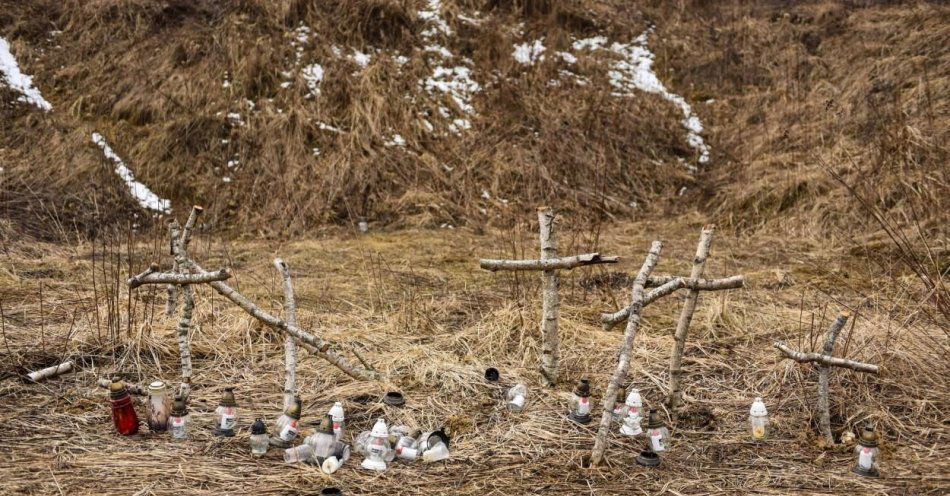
[0,0,947,495]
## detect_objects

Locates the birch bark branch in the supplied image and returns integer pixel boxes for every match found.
[538,207,560,387]
[600,275,744,330]
[667,225,715,409]
[129,267,230,289]
[180,256,377,381]
[773,342,879,374]
[26,361,74,382]
[817,313,849,446]
[479,253,619,271]
[165,223,179,316]
[274,258,298,409]
[591,241,662,466]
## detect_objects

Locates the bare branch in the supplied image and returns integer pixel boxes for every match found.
[479,253,619,272]
[601,275,744,330]
[129,268,231,289]
[591,241,662,466]
[538,207,560,386]
[668,225,715,409]
[773,342,878,375]
[26,361,74,382]
[274,258,298,409]
[180,257,377,381]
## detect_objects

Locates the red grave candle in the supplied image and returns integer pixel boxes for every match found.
[109,379,140,436]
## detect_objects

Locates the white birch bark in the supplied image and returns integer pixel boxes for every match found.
[817,313,849,446]
[667,225,715,409]
[590,241,662,466]
[26,361,74,382]
[175,284,195,398]
[538,207,560,387]
[479,253,619,271]
[601,275,744,330]
[274,258,298,409]
[773,342,878,373]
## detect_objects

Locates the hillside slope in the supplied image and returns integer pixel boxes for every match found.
[2,0,944,241]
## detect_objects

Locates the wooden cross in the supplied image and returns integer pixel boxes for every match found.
[600,226,744,409]
[775,312,880,446]
[479,207,619,386]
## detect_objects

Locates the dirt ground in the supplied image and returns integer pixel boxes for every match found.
[0,215,945,495]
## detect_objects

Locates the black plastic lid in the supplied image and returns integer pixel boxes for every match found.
[484,367,499,382]
[320,489,342,496]
[251,417,267,435]
[383,391,405,407]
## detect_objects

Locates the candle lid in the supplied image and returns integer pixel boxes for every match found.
[148,380,168,394]
[219,387,237,407]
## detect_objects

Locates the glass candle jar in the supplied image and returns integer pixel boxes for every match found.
[645,409,670,453]
[272,396,302,447]
[169,395,189,441]
[214,387,238,437]
[749,397,768,441]
[306,415,337,462]
[146,380,172,433]
[250,418,269,456]
[360,418,391,471]
[568,377,592,424]
[421,430,450,463]
[328,401,345,441]
[852,426,880,477]
[507,383,527,412]
[620,408,643,436]
[108,379,139,436]
[283,444,314,463]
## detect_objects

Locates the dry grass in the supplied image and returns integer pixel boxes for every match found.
[3,1,944,241]
[0,215,946,495]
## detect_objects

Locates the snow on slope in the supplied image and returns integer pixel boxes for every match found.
[0,36,52,111]
[92,133,171,214]
[574,29,710,165]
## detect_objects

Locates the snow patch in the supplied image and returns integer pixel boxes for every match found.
[556,51,577,64]
[352,49,371,68]
[0,37,52,111]
[302,63,324,97]
[513,39,546,65]
[384,134,406,147]
[92,133,171,214]
[574,29,710,165]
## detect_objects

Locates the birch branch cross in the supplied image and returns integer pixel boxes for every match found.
[774,312,880,446]
[127,205,379,383]
[478,207,619,387]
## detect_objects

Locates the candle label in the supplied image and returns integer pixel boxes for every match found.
[859,447,873,470]
[650,432,665,452]
[577,398,591,415]
[279,419,299,441]
[219,407,236,430]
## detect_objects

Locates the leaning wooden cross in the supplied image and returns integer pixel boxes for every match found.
[774,312,880,446]
[600,226,744,409]
[479,207,619,386]
[125,206,378,394]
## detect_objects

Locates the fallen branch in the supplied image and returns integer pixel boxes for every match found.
[181,257,377,381]
[668,225,714,409]
[274,258,298,409]
[26,361,74,382]
[600,275,744,330]
[773,342,879,374]
[591,241,662,466]
[479,253,619,272]
[128,266,231,289]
